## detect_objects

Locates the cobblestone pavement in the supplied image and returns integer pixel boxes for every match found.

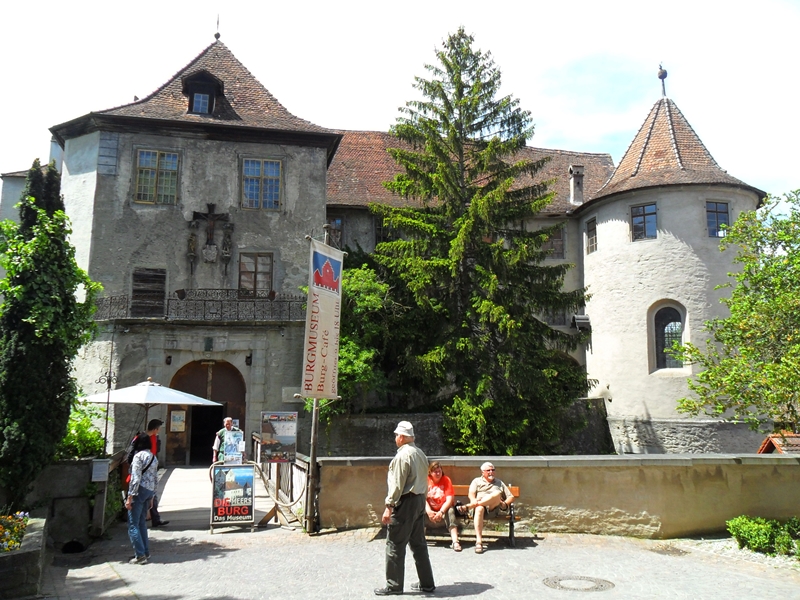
[41,523,800,599]
[39,467,800,599]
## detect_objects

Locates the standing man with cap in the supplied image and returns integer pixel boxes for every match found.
[375,421,436,596]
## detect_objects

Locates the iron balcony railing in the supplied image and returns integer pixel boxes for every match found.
[94,290,306,322]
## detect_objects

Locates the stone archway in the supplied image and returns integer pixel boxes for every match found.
[165,360,247,465]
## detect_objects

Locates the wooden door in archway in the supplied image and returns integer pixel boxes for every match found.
[166,360,246,465]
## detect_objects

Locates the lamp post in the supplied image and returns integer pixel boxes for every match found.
[96,325,118,455]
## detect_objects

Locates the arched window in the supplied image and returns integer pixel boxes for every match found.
[655,307,683,369]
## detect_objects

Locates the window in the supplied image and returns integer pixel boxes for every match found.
[135,150,178,204]
[192,93,210,114]
[631,203,657,240]
[131,268,166,317]
[375,217,397,245]
[183,71,220,115]
[707,201,729,237]
[541,225,565,259]
[327,216,343,248]
[239,253,273,297]
[655,307,683,369]
[586,218,597,254]
[543,308,567,327]
[242,159,281,209]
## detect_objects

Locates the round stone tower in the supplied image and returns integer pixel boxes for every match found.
[575,88,766,453]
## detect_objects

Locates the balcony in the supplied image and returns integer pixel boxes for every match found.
[94,290,306,323]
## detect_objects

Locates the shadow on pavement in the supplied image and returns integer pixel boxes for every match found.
[433,582,494,597]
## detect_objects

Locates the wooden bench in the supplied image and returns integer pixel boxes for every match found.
[451,484,521,547]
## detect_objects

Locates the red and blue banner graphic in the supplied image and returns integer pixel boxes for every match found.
[302,239,344,399]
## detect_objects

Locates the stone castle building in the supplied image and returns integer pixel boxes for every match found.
[0,38,766,460]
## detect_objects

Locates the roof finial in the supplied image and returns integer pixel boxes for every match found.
[214,14,220,40]
[658,64,668,97]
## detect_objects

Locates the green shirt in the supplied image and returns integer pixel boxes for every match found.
[385,441,429,506]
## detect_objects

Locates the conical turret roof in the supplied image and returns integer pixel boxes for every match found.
[592,97,764,201]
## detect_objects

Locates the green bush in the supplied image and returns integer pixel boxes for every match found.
[726,515,799,557]
[775,529,796,556]
[54,401,105,459]
[786,516,800,539]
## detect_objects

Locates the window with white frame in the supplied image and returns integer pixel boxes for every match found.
[192,92,210,114]
[242,159,281,209]
[706,201,729,237]
[135,150,179,204]
[238,253,273,297]
[586,218,597,254]
[631,203,657,240]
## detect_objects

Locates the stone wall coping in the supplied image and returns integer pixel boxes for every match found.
[317,454,800,468]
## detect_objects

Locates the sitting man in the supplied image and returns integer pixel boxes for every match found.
[464,462,515,553]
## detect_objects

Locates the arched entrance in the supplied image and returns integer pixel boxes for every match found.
[166,360,246,465]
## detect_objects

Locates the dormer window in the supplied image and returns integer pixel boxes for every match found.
[192,93,210,114]
[182,71,223,116]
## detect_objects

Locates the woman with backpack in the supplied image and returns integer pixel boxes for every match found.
[125,434,158,564]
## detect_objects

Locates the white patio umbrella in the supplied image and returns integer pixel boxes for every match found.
[86,377,222,426]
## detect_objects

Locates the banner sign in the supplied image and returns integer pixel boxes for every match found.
[260,411,298,463]
[211,464,255,525]
[301,238,344,399]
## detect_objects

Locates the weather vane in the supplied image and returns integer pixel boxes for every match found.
[215,15,220,40]
[658,64,668,97]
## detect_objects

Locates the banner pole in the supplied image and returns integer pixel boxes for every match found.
[306,397,320,533]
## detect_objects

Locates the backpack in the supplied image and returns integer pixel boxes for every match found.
[126,433,144,465]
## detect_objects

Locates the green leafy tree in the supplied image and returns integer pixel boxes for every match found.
[674,191,800,432]
[372,29,591,454]
[0,160,101,507]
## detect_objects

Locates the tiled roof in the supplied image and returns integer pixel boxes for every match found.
[99,40,333,135]
[326,130,615,214]
[757,432,800,454]
[592,98,764,201]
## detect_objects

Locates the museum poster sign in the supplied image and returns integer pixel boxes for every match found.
[260,411,298,463]
[301,239,343,399]
[211,464,255,525]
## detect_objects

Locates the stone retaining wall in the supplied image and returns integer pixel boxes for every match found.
[0,517,47,599]
[316,454,800,538]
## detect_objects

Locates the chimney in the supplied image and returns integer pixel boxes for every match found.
[569,165,584,205]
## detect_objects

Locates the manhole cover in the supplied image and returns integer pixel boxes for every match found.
[650,543,688,556]
[543,576,615,592]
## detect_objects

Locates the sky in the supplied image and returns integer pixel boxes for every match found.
[2,0,798,198]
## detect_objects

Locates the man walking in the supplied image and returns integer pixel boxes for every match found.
[375,421,436,596]
[212,417,242,463]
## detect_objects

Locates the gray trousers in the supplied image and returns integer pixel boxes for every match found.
[385,493,435,591]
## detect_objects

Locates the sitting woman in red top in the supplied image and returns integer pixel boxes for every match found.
[425,461,462,551]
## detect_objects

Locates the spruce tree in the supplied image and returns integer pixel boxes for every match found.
[0,160,100,507]
[373,29,592,454]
